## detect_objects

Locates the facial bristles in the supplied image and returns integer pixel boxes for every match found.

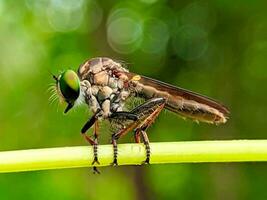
[48,84,64,105]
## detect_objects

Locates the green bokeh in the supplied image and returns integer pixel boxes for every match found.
[0,0,267,199]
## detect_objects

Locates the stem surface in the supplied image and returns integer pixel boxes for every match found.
[0,140,267,173]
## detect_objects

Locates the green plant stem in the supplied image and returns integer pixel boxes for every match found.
[0,140,267,173]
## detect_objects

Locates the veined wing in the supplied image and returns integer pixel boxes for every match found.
[125,72,230,124]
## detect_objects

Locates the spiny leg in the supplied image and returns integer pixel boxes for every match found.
[140,131,150,164]
[92,121,100,174]
[81,112,101,174]
[109,112,139,166]
[133,129,148,163]
[95,98,164,168]
[132,98,166,164]
[111,133,118,166]
[109,98,166,166]
[92,120,100,164]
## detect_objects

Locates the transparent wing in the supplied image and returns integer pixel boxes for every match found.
[125,72,230,124]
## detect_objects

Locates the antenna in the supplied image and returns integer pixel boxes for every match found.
[47,69,58,82]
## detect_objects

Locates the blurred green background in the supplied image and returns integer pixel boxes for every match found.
[0,0,267,199]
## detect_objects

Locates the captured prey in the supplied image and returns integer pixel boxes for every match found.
[52,57,229,173]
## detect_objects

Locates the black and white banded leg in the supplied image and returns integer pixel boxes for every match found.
[81,112,101,174]
[109,112,139,166]
[131,98,166,164]
[109,98,166,165]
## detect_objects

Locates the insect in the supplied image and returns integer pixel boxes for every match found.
[52,57,229,173]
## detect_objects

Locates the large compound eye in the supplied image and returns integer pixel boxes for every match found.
[58,70,80,104]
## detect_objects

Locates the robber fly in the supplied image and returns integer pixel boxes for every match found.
[53,57,229,173]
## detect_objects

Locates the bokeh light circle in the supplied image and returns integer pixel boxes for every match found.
[47,0,85,32]
[141,18,170,54]
[107,8,143,54]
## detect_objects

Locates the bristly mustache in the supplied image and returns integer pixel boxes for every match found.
[47,70,63,105]
[47,84,59,105]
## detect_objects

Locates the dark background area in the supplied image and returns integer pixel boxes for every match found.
[0,0,267,199]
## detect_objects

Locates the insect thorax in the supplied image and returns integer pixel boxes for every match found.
[78,57,132,118]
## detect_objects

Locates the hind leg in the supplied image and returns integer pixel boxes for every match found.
[109,98,166,165]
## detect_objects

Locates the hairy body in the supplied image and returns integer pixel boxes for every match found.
[77,57,229,124]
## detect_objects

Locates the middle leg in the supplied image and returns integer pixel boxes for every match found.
[132,98,166,164]
[109,112,139,165]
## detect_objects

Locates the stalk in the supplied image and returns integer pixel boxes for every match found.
[0,140,267,173]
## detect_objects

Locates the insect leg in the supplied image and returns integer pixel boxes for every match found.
[109,98,166,165]
[111,133,118,166]
[109,112,138,121]
[132,98,166,164]
[109,112,139,166]
[92,120,100,174]
[81,115,96,135]
[134,131,141,143]
[81,111,101,174]
[92,120,100,165]
[140,130,150,164]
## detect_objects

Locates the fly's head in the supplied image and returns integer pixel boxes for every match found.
[53,70,82,114]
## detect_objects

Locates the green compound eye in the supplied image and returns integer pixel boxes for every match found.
[58,70,80,113]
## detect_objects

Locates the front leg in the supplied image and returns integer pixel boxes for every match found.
[81,111,101,174]
[91,121,100,165]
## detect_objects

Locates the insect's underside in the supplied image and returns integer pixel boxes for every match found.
[66,57,230,173]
